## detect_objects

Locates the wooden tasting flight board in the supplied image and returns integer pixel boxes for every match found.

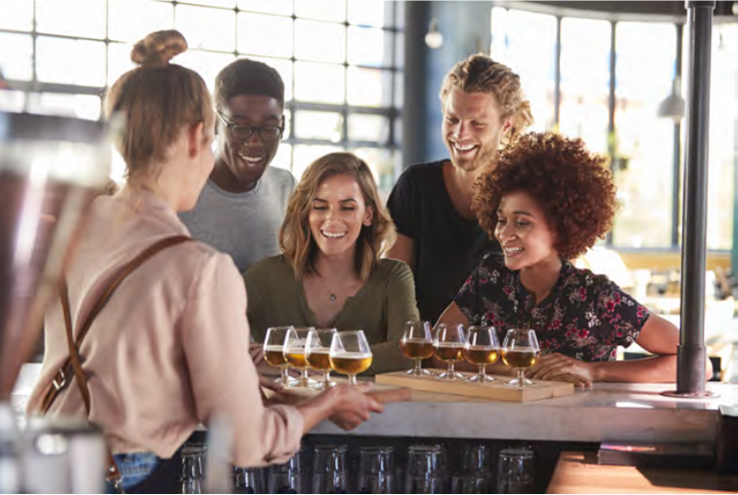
[374,369,574,402]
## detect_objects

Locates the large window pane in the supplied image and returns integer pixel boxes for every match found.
[348,26,392,67]
[271,143,293,172]
[238,13,293,58]
[706,24,738,250]
[0,33,33,81]
[176,50,235,91]
[559,17,610,154]
[185,0,235,7]
[348,0,387,28]
[36,0,106,39]
[26,93,101,120]
[293,144,343,180]
[294,62,345,104]
[107,42,136,87]
[347,67,392,107]
[37,37,106,86]
[295,0,346,23]
[294,111,343,142]
[353,147,397,199]
[349,114,389,143]
[0,91,26,112]
[176,5,235,52]
[0,0,33,31]
[248,55,294,102]
[238,0,292,16]
[490,8,556,132]
[612,22,676,248]
[295,20,346,64]
[108,0,174,43]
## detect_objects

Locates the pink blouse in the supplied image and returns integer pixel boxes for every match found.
[27,187,303,466]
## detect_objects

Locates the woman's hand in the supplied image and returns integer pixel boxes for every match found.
[326,384,384,430]
[249,343,265,366]
[527,353,594,388]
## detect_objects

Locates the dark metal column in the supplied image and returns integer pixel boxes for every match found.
[666,1,715,397]
[402,1,431,168]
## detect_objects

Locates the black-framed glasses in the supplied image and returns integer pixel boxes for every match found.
[217,112,284,142]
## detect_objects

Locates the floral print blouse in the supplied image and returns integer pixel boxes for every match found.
[455,254,651,362]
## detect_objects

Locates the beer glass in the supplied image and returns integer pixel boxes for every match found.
[305,328,337,390]
[405,444,446,494]
[312,444,349,494]
[233,466,265,494]
[264,326,297,386]
[358,446,395,494]
[501,329,540,388]
[463,326,499,383]
[267,452,303,495]
[284,327,317,388]
[329,330,373,385]
[400,321,434,376]
[496,447,534,493]
[433,323,466,380]
[181,443,207,494]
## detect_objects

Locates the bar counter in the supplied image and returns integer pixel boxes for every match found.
[11,364,736,445]
[309,381,736,445]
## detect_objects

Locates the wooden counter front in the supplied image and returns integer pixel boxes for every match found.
[547,451,738,494]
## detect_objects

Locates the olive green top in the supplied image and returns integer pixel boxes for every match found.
[243,255,420,375]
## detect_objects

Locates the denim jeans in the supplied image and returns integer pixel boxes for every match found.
[113,452,161,491]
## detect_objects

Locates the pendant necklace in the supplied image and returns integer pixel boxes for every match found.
[316,273,338,301]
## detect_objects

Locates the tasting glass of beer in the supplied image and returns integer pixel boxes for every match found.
[284,326,318,388]
[501,329,540,388]
[329,330,373,385]
[433,323,466,380]
[463,325,500,383]
[264,326,298,386]
[400,321,435,376]
[305,328,337,390]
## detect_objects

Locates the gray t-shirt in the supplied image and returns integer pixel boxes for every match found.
[179,166,296,273]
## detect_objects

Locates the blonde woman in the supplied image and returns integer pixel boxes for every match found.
[27,32,382,492]
[245,152,419,374]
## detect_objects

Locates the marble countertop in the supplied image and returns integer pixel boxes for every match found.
[12,362,737,444]
[309,381,736,444]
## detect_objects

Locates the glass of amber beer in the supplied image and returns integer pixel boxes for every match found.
[400,321,434,376]
[264,326,298,386]
[501,329,540,387]
[433,323,466,380]
[306,328,337,389]
[463,325,500,383]
[329,330,373,385]
[284,327,318,388]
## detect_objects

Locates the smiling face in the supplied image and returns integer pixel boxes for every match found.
[308,173,373,260]
[215,94,283,191]
[442,88,510,172]
[494,190,559,271]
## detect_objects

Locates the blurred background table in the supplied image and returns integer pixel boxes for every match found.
[547,451,738,494]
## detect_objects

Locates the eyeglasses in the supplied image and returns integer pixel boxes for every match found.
[217,112,284,142]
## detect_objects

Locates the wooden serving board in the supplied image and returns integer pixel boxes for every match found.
[374,369,574,402]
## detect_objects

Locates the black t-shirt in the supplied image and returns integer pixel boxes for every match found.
[386,160,500,323]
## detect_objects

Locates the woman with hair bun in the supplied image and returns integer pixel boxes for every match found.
[27,31,382,493]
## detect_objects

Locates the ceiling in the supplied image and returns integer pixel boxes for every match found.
[521,1,737,19]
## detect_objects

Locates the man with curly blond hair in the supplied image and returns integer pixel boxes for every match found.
[437,132,704,386]
[386,54,533,324]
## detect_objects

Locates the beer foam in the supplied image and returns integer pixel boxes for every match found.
[330,351,373,359]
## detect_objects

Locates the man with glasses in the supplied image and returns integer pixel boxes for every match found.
[180,59,295,273]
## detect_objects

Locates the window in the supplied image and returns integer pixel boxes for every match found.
[612,22,676,248]
[490,6,736,252]
[0,0,402,193]
[491,8,557,132]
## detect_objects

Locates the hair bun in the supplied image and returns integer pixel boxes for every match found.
[131,30,188,68]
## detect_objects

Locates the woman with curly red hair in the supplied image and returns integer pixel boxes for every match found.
[437,132,696,386]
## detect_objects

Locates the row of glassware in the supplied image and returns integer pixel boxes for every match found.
[182,441,536,494]
[262,323,542,389]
